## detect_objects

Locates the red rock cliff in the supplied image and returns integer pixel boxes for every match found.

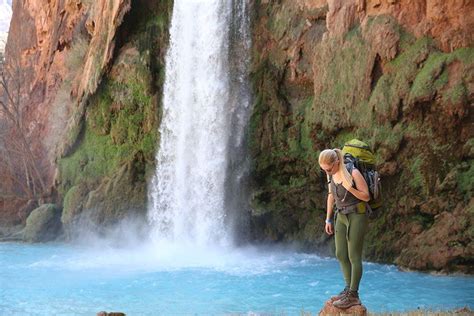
[1,0,170,233]
[249,0,473,273]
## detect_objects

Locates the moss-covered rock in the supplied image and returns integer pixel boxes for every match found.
[249,1,474,273]
[61,183,90,237]
[248,1,329,248]
[55,0,172,237]
[24,204,62,242]
[83,152,148,228]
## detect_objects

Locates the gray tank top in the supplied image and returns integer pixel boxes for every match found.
[330,163,361,214]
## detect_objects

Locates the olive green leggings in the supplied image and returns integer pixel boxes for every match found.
[335,212,368,291]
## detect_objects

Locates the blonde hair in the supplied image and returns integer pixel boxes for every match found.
[319,148,353,193]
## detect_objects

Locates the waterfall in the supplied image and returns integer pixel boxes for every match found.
[148,0,251,247]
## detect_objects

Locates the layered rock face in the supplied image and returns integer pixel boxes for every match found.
[249,0,473,273]
[5,0,131,166]
[1,0,172,237]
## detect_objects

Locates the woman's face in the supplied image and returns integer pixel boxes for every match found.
[320,159,339,175]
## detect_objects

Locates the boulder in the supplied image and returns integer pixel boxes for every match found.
[319,299,367,315]
[61,183,90,237]
[23,204,62,242]
[83,154,148,228]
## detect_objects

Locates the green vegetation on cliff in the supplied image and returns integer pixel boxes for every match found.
[249,6,474,272]
[58,63,156,192]
[56,0,172,233]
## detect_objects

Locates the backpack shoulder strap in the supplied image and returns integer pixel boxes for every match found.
[345,161,355,174]
[327,174,332,194]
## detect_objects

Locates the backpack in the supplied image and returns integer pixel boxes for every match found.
[342,139,383,211]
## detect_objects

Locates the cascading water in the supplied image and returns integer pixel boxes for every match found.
[148,0,251,247]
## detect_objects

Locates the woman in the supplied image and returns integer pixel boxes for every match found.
[319,148,370,309]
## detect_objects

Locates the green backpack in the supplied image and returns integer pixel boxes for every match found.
[342,139,383,211]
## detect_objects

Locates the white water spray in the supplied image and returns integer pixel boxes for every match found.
[148,0,251,247]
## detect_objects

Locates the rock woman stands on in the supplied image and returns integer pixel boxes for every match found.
[319,148,370,309]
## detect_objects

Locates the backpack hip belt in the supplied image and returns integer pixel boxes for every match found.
[335,202,367,215]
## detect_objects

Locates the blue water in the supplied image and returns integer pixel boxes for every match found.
[0,242,472,315]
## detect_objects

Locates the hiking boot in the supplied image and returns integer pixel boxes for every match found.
[332,289,361,309]
[330,286,350,302]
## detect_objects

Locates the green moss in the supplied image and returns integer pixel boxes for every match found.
[267,12,288,40]
[404,121,425,139]
[370,36,434,121]
[371,123,404,161]
[433,69,449,90]
[333,130,356,148]
[444,82,467,104]
[61,184,88,226]
[457,160,474,199]
[409,52,446,102]
[146,12,168,34]
[287,97,316,159]
[141,131,158,160]
[408,156,425,193]
[310,27,372,131]
[408,46,474,106]
[412,213,434,229]
[299,120,314,153]
[59,126,121,190]
[390,36,433,68]
[24,204,62,242]
[267,3,298,40]
[463,139,474,157]
[59,67,157,195]
[89,86,113,135]
[447,47,474,64]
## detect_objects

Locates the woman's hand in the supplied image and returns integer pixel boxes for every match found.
[325,222,334,235]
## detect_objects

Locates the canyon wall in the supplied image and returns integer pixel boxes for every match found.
[248,0,474,273]
[1,0,172,238]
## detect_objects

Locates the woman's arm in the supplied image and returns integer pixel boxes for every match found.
[325,192,335,235]
[347,168,370,202]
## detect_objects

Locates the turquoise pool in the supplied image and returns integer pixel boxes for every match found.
[0,242,472,315]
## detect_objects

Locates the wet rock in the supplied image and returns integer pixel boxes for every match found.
[419,198,444,216]
[362,15,400,61]
[395,200,474,273]
[319,299,367,315]
[410,223,423,235]
[436,169,459,192]
[97,312,126,316]
[83,154,148,228]
[23,204,62,242]
[0,224,24,242]
[61,183,90,238]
